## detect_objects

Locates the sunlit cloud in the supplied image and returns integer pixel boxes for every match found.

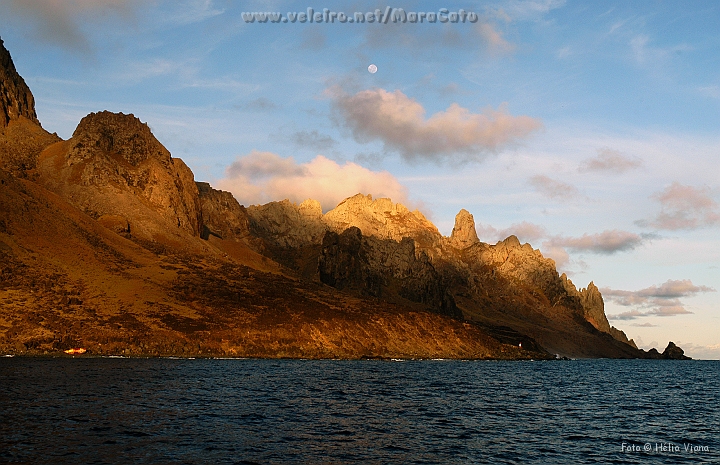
[547,230,648,254]
[476,22,515,53]
[216,150,408,212]
[476,221,548,244]
[331,87,541,163]
[474,220,645,268]
[605,279,716,320]
[637,182,720,230]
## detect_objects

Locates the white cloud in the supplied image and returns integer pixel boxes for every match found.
[216,151,408,212]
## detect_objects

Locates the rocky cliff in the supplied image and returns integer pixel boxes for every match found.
[0,39,60,175]
[318,227,462,319]
[197,181,251,241]
[35,111,203,249]
[0,38,38,128]
[324,194,442,253]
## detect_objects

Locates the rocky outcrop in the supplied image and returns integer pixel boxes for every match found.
[247,199,328,249]
[0,38,39,128]
[561,275,637,347]
[67,111,171,167]
[609,327,638,349]
[318,227,461,318]
[246,191,648,356]
[475,236,574,306]
[319,227,381,296]
[36,112,202,245]
[0,38,60,175]
[449,209,479,249]
[197,182,251,241]
[644,342,691,360]
[578,282,611,333]
[324,194,442,254]
[662,341,691,360]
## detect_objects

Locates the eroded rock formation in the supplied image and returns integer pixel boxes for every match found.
[449,209,479,249]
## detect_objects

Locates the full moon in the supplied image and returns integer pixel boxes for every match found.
[368,64,377,74]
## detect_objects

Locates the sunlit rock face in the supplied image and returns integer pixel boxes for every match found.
[0,38,60,175]
[247,199,329,249]
[196,182,251,241]
[578,282,611,333]
[36,111,203,245]
[324,193,442,253]
[449,209,479,249]
[0,38,39,128]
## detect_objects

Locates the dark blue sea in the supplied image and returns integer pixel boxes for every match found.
[1,358,718,464]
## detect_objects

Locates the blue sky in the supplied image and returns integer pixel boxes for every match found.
[1,0,718,358]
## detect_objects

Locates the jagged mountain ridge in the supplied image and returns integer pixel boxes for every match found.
[0,38,688,359]
[245,195,641,357]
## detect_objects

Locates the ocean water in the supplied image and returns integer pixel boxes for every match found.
[0,358,718,464]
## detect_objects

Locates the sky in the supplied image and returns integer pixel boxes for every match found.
[1,0,718,358]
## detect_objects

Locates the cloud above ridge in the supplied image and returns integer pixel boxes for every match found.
[605,279,716,320]
[546,230,649,254]
[330,87,542,163]
[637,182,720,230]
[474,220,646,269]
[475,221,548,244]
[216,150,408,212]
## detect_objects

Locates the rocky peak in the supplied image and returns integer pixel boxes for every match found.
[35,110,202,241]
[298,199,323,218]
[662,341,690,360]
[502,235,522,248]
[579,282,611,333]
[0,38,40,128]
[450,209,479,249]
[197,182,250,241]
[247,199,329,248]
[68,111,171,166]
[323,193,441,250]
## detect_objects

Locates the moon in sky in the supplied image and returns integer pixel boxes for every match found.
[368,64,377,74]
